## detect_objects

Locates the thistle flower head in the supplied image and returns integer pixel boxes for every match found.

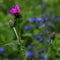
[9,5,20,15]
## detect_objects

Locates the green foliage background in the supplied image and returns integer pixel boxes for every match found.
[0,0,60,60]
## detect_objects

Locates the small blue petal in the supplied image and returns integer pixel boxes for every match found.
[36,34,41,39]
[42,24,46,27]
[14,58,17,60]
[24,25,30,31]
[47,13,50,17]
[47,38,51,44]
[44,17,48,21]
[37,18,43,21]
[33,18,39,23]
[0,47,4,53]
[39,37,44,43]
[54,17,60,21]
[25,51,30,57]
[46,29,49,34]
[36,23,40,29]
[4,58,9,60]
[41,3,46,9]
[29,18,39,23]
[27,45,32,50]
[43,54,47,60]
[29,18,34,22]
[25,51,34,58]
[41,47,46,52]
[47,22,51,26]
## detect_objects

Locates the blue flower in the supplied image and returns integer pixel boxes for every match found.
[41,47,46,52]
[29,18,38,23]
[52,16,55,20]
[36,34,44,43]
[36,34,41,39]
[36,23,41,29]
[0,47,4,54]
[54,17,60,21]
[33,18,39,23]
[41,3,46,9]
[4,58,9,60]
[37,18,43,21]
[47,13,50,17]
[47,22,51,26]
[42,24,46,28]
[25,51,34,58]
[27,45,32,50]
[43,54,47,60]
[39,37,44,43]
[47,38,51,44]
[44,17,48,21]
[14,58,17,60]
[57,17,60,21]
[29,18,35,22]
[24,25,30,31]
[45,29,49,34]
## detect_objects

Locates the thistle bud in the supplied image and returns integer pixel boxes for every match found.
[51,32,56,40]
[52,32,56,35]
[9,19,14,27]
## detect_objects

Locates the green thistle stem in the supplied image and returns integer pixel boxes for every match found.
[13,25,25,59]
[13,27,19,41]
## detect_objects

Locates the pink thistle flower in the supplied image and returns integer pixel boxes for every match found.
[9,5,20,15]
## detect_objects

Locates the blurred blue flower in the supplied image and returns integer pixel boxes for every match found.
[54,17,60,21]
[29,18,38,23]
[24,25,30,31]
[47,22,51,26]
[37,18,43,21]
[42,14,48,21]
[44,17,48,21]
[47,38,51,44]
[47,13,50,17]
[36,34,41,39]
[25,51,34,58]
[14,58,17,60]
[4,58,9,60]
[41,3,46,9]
[57,17,60,21]
[27,45,32,50]
[41,47,46,52]
[42,24,46,28]
[43,54,47,60]
[39,37,44,43]
[0,47,4,54]
[36,34,44,42]
[36,23,41,29]
[29,18,35,22]
[45,29,49,34]
[52,16,55,20]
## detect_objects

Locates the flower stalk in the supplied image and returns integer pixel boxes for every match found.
[13,27,19,41]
